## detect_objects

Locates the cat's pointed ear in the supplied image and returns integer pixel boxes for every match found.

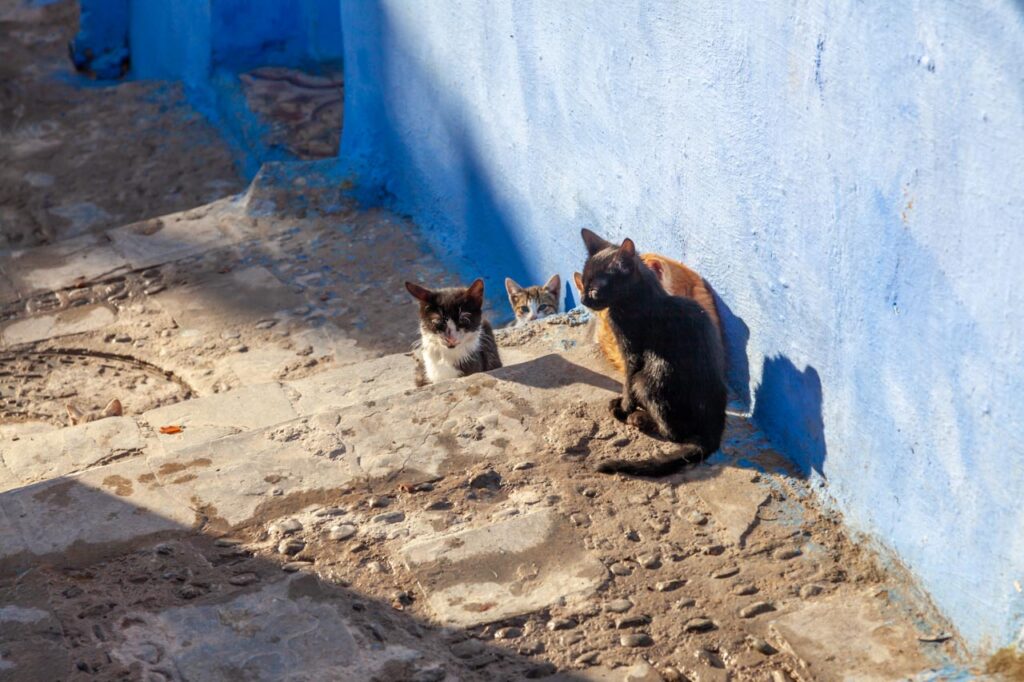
[646,257,663,279]
[618,238,636,257]
[65,403,84,426]
[100,398,123,418]
[543,273,561,297]
[581,228,612,256]
[505,277,523,298]
[405,281,434,304]
[466,278,485,307]
[572,272,584,293]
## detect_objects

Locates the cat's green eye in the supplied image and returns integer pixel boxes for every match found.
[518,306,529,314]
[540,305,553,312]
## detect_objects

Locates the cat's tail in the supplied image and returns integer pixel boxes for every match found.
[595,441,709,477]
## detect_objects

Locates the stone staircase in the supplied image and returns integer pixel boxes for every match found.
[0,171,969,681]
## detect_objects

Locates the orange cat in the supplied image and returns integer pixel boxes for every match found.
[574,253,721,372]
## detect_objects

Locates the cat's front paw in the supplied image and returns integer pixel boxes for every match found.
[626,410,656,433]
[609,397,630,421]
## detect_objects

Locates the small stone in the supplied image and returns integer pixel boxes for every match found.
[214,538,243,547]
[392,590,413,606]
[425,500,452,511]
[620,633,653,647]
[412,665,446,682]
[368,496,390,508]
[229,573,259,586]
[610,562,633,576]
[675,598,696,609]
[519,490,544,504]
[711,566,739,579]
[278,538,305,555]
[702,544,725,556]
[512,461,534,471]
[114,334,132,343]
[282,561,313,572]
[771,672,793,682]
[638,553,661,569]
[518,641,545,656]
[154,543,174,555]
[647,518,669,534]
[582,487,598,498]
[574,651,599,665]
[178,584,203,599]
[612,437,631,447]
[547,617,575,631]
[773,547,802,561]
[739,601,776,619]
[366,560,387,573]
[451,639,485,659]
[615,614,651,629]
[733,583,758,596]
[469,470,502,489]
[682,617,716,633]
[230,344,248,353]
[746,635,777,655]
[270,518,303,535]
[255,319,277,329]
[371,511,405,524]
[799,583,824,598]
[329,524,357,540]
[315,506,345,517]
[685,511,708,525]
[624,530,640,542]
[494,626,523,640]
[623,662,665,682]
[570,513,588,527]
[655,579,685,592]
[221,330,240,340]
[561,631,584,646]
[606,598,633,613]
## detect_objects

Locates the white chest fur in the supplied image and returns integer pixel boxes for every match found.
[421,330,481,383]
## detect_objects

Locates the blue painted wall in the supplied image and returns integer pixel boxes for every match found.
[337,1,1024,651]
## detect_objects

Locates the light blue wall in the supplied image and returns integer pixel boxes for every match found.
[338,1,1024,651]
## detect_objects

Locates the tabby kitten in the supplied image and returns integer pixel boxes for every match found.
[578,229,726,476]
[65,399,122,426]
[574,253,721,372]
[505,274,561,326]
[405,278,502,386]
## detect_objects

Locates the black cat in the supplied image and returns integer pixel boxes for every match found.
[579,229,727,476]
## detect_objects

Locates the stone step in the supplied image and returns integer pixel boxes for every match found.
[0,350,617,569]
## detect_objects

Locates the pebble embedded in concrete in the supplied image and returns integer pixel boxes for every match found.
[682,617,715,633]
[738,601,776,618]
[620,632,653,647]
[606,598,634,613]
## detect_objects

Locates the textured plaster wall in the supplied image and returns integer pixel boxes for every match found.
[338,1,1024,650]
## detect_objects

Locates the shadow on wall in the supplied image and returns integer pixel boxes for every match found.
[714,292,751,406]
[752,356,827,479]
[337,4,534,324]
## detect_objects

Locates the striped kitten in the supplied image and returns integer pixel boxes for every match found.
[505,274,561,326]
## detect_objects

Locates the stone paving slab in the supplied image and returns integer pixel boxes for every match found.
[0,456,195,568]
[401,509,608,627]
[285,353,416,416]
[0,415,145,488]
[0,302,117,347]
[0,581,70,680]
[153,266,304,334]
[109,575,423,682]
[687,465,772,547]
[0,233,129,295]
[107,199,244,270]
[144,420,358,528]
[142,382,297,454]
[768,592,932,681]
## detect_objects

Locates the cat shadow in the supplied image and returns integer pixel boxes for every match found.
[488,353,621,393]
[751,355,827,480]
[714,292,751,408]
